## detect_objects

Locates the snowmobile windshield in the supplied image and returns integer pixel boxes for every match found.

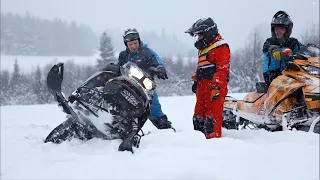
[294,44,320,76]
[120,62,156,91]
[296,44,320,59]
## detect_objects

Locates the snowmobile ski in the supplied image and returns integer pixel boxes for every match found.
[46,63,80,121]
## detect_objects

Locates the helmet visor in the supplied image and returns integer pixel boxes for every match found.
[187,32,203,37]
[271,17,292,27]
[124,33,139,42]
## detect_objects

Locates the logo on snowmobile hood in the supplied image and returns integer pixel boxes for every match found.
[121,89,139,106]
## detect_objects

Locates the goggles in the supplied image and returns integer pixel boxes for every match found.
[124,33,140,42]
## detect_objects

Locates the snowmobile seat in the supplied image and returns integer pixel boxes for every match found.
[256,82,268,93]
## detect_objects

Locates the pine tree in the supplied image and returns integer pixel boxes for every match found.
[96,32,116,69]
[33,66,45,104]
[0,70,10,105]
[8,59,24,104]
[10,58,21,89]
[173,54,185,78]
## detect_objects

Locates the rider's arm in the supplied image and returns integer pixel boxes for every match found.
[147,47,164,68]
[211,44,231,89]
[145,48,168,79]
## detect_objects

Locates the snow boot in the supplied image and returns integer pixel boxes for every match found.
[205,116,221,139]
[193,115,205,134]
[150,115,172,129]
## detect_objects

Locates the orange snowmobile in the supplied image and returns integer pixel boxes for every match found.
[223,44,320,134]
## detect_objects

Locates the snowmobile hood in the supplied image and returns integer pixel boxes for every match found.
[292,57,320,68]
[308,57,320,68]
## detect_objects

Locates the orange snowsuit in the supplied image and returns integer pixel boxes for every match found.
[192,34,230,139]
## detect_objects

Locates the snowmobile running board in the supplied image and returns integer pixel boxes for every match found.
[225,96,243,102]
[282,113,320,132]
[309,116,320,132]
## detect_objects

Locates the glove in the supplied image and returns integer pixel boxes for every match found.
[192,81,197,93]
[269,45,293,60]
[272,50,282,60]
[269,45,281,60]
[282,48,293,56]
[210,85,220,101]
[149,66,168,80]
[157,71,168,80]
[191,72,197,81]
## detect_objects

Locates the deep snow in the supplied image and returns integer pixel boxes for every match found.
[1,95,319,180]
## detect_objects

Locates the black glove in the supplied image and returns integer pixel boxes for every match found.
[148,66,168,80]
[192,81,197,93]
[156,66,168,80]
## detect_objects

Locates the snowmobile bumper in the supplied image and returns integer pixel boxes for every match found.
[282,113,320,132]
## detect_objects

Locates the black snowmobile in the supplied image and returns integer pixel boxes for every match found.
[44,62,166,153]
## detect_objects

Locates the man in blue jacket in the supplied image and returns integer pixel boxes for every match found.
[117,28,172,130]
[263,10,303,86]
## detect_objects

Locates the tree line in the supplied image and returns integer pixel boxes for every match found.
[0,16,318,105]
[0,12,195,57]
[1,12,98,56]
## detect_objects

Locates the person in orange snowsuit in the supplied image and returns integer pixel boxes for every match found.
[185,17,231,139]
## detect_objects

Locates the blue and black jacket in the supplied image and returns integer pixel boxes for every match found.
[262,37,303,73]
[117,42,164,71]
[117,42,166,121]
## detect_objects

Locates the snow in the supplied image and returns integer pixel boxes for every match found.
[1,95,319,180]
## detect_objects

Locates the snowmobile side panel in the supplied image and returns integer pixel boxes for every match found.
[243,93,265,103]
[103,80,145,118]
[264,75,304,115]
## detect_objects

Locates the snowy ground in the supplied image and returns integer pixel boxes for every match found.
[1,94,319,180]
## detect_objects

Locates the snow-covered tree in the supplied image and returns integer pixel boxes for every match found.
[96,32,116,69]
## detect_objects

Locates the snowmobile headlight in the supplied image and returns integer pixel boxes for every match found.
[301,65,320,76]
[142,78,154,91]
[128,66,144,79]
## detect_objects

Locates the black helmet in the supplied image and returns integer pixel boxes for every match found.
[185,17,219,50]
[123,28,140,46]
[271,11,293,38]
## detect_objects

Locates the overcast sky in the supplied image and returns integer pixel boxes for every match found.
[1,0,319,50]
